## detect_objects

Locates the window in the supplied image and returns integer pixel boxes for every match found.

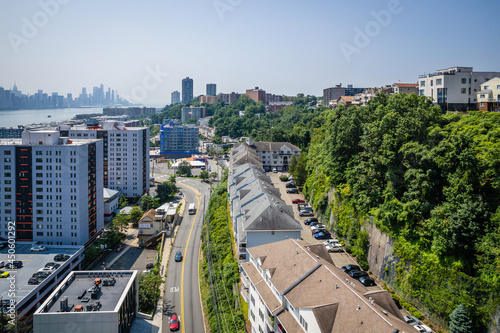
[436,78,442,85]
[4,151,11,155]
[484,86,489,90]
[420,81,425,87]
[251,295,255,306]
[259,309,264,321]
[300,315,308,331]
[430,80,433,86]
[497,85,500,90]
[4,173,11,177]
[461,88,466,94]
[461,78,467,84]
[250,310,255,321]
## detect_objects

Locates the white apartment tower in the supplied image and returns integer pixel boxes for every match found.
[0,131,104,245]
[418,66,500,111]
[60,121,150,198]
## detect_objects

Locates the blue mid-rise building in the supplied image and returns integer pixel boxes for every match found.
[160,121,199,157]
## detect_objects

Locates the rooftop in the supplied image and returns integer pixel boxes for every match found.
[38,271,137,314]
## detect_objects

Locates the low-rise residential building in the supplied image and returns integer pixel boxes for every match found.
[103,188,120,222]
[241,239,416,333]
[477,77,500,112]
[393,83,418,94]
[333,95,357,108]
[228,163,303,262]
[199,95,218,104]
[34,270,138,333]
[267,101,293,112]
[418,66,500,111]
[236,138,301,172]
[323,84,367,107]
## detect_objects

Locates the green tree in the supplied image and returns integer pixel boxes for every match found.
[210,171,218,181]
[138,271,164,314]
[119,195,128,208]
[140,195,159,211]
[289,152,308,186]
[177,161,192,176]
[199,170,210,181]
[449,304,472,333]
[129,207,144,228]
[169,174,176,183]
[156,181,178,202]
[111,213,129,233]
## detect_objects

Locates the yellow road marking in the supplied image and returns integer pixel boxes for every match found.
[178,183,202,333]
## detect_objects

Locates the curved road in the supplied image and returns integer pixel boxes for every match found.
[161,176,211,333]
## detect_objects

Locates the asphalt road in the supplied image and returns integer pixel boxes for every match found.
[161,176,211,333]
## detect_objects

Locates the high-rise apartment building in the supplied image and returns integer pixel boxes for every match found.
[60,121,150,198]
[418,66,500,111]
[206,83,216,96]
[160,121,198,156]
[171,90,180,104]
[0,131,104,245]
[182,77,193,103]
[246,87,266,103]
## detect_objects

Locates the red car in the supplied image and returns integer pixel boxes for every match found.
[292,199,305,204]
[170,313,180,331]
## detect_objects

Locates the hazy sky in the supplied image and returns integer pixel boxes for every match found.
[1,0,499,106]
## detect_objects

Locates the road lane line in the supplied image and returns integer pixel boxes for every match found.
[179,183,201,333]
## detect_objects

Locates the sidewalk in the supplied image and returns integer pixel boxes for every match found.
[131,196,186,333]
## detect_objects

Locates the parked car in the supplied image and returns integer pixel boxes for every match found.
[292,199,305,204]
[286,188,299,194]
[304,218,318,225]
[314,231,332,240]
[0,270,10,278]
[54,254,70,262]
[5,261,22,269]
[28,277,44,285]
[312,228,328,236]
[30,245,47,252]
[348,270,369,279]
[403,316,418,326]
[285,183,297,188]
[414,324,432,333]
[326,243,343,253]
[170,313,180,331]
[272,169,277,173]
[310,224,326,232]
[32,271,51,279]
[0,261,4,269]
[45,262,61,269]
[39,267,55,272]
[309,221,321,228]
[299,210,314,217]
[358,276,376,286]
[146,263,154,270]
[175,251,183,262]
[341,265,360,273]
[323,239,340,246]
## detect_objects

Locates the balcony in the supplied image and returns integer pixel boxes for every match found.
[265,315,275,332]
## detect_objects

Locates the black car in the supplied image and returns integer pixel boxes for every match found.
[359,276,376,286]
[5,261,23,269]
[45,262,61,269]
[146,263,154,270]
[54,254,70,262]
[28,276,44,285]
[285,183,296,188]
[286,189,299,194]
[348,270,369,279]
[304,218,318,225]
[341,264,360,273]
[175,251,183,262]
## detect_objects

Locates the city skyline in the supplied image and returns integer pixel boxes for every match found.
[1,0,499,106]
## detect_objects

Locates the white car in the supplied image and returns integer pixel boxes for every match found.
[414,324,432,333]
[323,239,340,246]
[310,224,326,231]
[38,267,54,273]
[30,245,47,252]
[326,243,343,252]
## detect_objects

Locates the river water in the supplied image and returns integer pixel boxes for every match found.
[0,107,103,127]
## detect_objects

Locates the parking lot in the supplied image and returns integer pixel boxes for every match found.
[268,171,381,291]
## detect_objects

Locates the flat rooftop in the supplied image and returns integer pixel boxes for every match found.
[41,271,136,313]
[0,244,80,303]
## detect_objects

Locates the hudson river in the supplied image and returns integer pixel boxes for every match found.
[0,107,103,127]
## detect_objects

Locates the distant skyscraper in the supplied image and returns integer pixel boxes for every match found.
[206,83,216,96]
[171,90,180,104]
[182,77,193,103]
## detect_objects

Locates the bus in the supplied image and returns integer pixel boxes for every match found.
[188,203,196,215]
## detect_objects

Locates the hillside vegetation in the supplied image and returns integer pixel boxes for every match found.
[205,93,500,331]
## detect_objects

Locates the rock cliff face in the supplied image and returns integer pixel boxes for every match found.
[366,224,398,284]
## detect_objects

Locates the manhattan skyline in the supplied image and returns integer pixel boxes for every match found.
[1,0,499,106]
